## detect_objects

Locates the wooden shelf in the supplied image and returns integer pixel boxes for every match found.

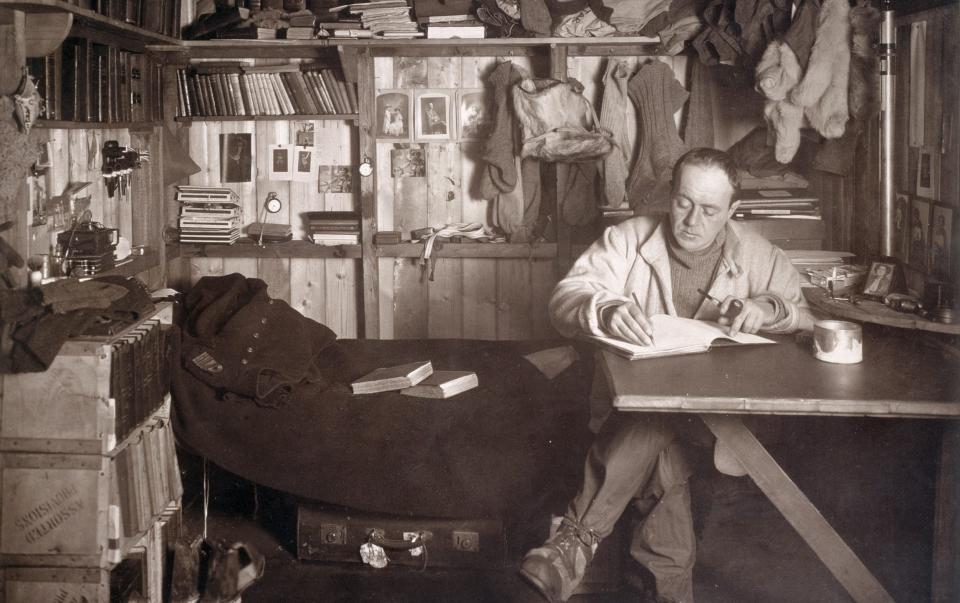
[175,113,357,123]
[175,240,362,259]
[98,248,162,278]
[0,0,180,48]
[375,242,557,259]
[36,120,162,130]
[148,35,661,58]
[805,287,960,335]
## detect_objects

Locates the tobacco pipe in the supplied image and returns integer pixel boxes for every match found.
[697,288,743,319]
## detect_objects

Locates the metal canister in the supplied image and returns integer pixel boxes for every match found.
[813,320,863,364]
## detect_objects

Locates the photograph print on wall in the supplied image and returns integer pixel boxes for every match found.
[318,165,354,193]
[268,144,293,181]
[908,197,931,272]
[930,204,953,280]
[415,92,451,141]
[458,90,491,141]
[391,146,426,178]
[293,147,313,182]
[220,133,252,183]
[376,91,411,140]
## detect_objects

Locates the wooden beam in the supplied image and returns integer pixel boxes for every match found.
[700,414,896,603]
[356,47,380,338]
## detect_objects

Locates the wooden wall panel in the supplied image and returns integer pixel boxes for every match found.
[461,258,498,339]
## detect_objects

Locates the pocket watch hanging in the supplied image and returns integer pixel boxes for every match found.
[12,67,43,135]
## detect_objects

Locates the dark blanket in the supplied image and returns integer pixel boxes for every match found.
[172,338,595,521]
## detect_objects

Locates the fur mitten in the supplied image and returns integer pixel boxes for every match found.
[764,99,805,164]
[756,41,802,102]
[789,0,851,138]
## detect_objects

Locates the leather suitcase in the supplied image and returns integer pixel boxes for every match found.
[297,504,507,570]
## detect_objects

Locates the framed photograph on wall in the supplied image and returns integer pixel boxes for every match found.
[894,192,910,263]
[268,144,293,181]
[293,146,313,182]
[457,89,491,141]
[317,165,354,193]
[220,133,252,183]
[415,91,451,141]
[391,146,426,178]
[908,197,931,272]
[375,91,411,140]
[930,204,953,279]
[916,146,939,199]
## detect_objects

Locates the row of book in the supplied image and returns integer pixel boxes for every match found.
[110,417,183,547]
[177,186,243,244]
[63,0,181,38]
[306,210,361,245]
[733,189,821,220]
[108,319,174,446]
[27,38,163,123]
[175,64,358,118]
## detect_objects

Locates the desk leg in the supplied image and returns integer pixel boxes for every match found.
[933,421,960,603]
[699,414,894,603]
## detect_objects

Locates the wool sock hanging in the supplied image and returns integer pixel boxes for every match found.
[625,60,689,211]
[599,59,635,208]
[480,61,524,195]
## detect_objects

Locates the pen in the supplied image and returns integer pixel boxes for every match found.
[630,291,655,347]
[697,288,744,318]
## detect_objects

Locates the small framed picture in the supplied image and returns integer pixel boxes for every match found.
[930,204,953,279]
[916,146,939,199]
[268,144,292,181]
[293,146,313,182]
[375,91,411,140]
[415,91,451,141]
[295,122,315,147]
[908,197,931,271]
[317,165,354,193]
[220,133,252,183]
[391,146,426,178]
[862,261,896,297]
[457,89,491,141]
[894,192,910,263]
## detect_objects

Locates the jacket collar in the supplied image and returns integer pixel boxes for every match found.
[640,217,744,278]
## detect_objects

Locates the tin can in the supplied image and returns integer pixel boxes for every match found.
[813,320,863,364]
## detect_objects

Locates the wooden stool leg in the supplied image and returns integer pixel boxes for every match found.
[699,413,895,603]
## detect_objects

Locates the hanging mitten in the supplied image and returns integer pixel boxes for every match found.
[764,99,805,164]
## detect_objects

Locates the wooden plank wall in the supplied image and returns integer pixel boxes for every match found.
[175,63,360,338]
[373,54,559,340]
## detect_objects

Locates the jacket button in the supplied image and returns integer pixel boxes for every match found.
[247,347,254,353]
[253,332,260,338]
[241,359,248,365]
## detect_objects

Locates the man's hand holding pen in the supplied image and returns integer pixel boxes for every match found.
[599,292,656,346]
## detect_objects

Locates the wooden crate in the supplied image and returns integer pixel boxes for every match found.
[0,566,110,603]
[0,453,110,568]
[0,303,174,456]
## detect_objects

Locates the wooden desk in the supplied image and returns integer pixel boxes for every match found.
[600,330,960,603]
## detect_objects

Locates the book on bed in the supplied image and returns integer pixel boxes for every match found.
[351,360,433,394]
[401,370,478,399]
[589,315,775,360]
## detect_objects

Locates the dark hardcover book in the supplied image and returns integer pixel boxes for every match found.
[282,72,309,114]
[343,79,358,113]
[110,342,126,442]
[47,52,62,120]
[108,45,119,122]
[118,51,130,121]
[200,75,216,116]
[61,38,91,122]
[302,71,330,113]
[176,69,187,117]
[129,53,145,121]
[299,71,326,114]
[306,210,361,220]
[317,69,344,113]
[309,223,361,232]
[90,43,108,122]
[222,73,238,115]
[323,69,349,114]
[238,74,254,115]
[125,0,142,25]
[293,71,320,114]
[141,0,163,33]
[210,73,226,116]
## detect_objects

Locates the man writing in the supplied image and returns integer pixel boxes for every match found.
[520,148,813,603]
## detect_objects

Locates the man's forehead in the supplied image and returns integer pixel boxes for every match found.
[675,164,735,206]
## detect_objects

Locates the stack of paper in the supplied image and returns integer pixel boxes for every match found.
[331,1,423,38]
[176,186,242,244]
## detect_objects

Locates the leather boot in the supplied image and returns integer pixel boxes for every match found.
[519,517,600,603]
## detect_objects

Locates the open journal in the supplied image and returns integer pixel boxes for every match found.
[589,315,775,360]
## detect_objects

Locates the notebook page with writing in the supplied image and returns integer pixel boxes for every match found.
[589,315,775,360]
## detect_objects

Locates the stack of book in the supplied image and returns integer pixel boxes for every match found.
[306,210,361,245]
[176,185,243,244]
[316,19,367,38]
[421,15,485,39]
[332,0,422,38]
[176,63,358,118]
[80,0,182,38]
[286,12,318,39]
[351,361,479,398]
[734,189,820,220]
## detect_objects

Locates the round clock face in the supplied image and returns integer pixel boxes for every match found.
[266,196,283,213]
[358,161,373,177]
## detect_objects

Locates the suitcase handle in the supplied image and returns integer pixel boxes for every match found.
[367,529,433,550]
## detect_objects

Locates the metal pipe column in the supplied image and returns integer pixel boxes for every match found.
[879,0,896,256]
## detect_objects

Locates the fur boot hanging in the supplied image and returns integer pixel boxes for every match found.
[764,98,805,164]
[788,0,851,138]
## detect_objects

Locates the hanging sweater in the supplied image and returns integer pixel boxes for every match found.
[599,59,635,208]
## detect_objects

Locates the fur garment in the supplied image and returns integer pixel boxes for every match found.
[789,0,851,138]
[764,97,805,163]
[847,2,881,122]
[756,40,802,102]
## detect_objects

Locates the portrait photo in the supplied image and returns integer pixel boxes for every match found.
[862,261,896,297]
[916,146,939,199]
[376,91,411,140]
[268,144,292,181]
[391,146,426,178]
[294,147,313,182]
[908,198,931,271]
[458,90,491,141]
[415,92,451,141]
[930,204,953,279]
[220,133,252,183]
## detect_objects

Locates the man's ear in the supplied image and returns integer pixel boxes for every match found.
[727,200,740,219]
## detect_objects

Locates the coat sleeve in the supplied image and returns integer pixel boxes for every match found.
[548,225,635,339]
[753,245,814,333]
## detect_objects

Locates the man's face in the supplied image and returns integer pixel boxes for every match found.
[670,164,738,252]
